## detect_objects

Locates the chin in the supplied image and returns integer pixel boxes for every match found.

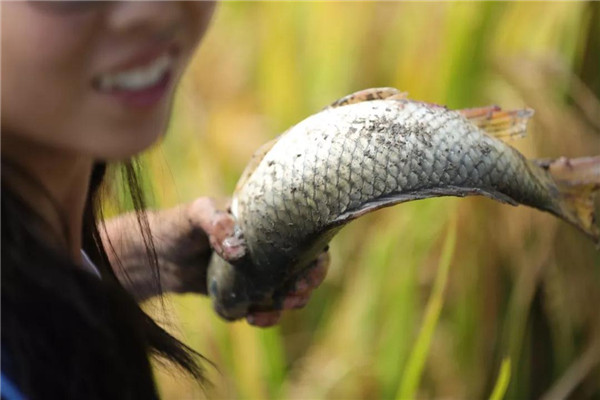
[89,128,164,161]
[96,111,170,160]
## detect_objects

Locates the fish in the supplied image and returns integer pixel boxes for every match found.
[206,87,600,320]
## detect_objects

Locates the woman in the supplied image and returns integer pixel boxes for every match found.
[1,3,328,399]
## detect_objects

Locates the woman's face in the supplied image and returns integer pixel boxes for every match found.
[1,2,215,160]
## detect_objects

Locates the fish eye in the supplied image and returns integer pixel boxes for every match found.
[209,278,219,298]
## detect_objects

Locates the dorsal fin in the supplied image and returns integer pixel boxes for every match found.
[459,105,534,140]
[325,87,408,109]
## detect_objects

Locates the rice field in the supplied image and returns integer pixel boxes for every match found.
[136,2,599,399]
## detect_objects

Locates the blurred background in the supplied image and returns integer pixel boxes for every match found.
[133,2,599,399]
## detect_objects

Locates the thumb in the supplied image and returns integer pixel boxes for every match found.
[187,197,246,262]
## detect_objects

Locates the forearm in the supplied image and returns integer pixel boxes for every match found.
[101,203,211,302]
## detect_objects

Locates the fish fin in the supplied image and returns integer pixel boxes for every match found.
[535,156,600,244]
[330,187,519,226]
[234,137,279,194]
[325,87,408,109]
[460,106,534,140]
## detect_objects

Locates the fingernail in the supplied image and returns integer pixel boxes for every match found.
[283,296,301,309]
[222,236,241,248]
[247,312,281,327]
[222,238,245,260]
[284,295,309,309]
[295,296,310,309]
[294,280,310,293]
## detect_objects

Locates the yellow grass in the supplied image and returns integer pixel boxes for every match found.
[135,2,600,398]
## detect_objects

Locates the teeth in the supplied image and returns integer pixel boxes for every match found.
[97,53,172,91]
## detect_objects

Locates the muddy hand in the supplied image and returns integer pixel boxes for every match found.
[190,197,246,262]
[246,250,330,327]
[191,197,330,327]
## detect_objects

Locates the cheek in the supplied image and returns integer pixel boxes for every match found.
[2,7,103,153]
[2,3,214,161]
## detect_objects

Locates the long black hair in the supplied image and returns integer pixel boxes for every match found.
[1,160,205,399]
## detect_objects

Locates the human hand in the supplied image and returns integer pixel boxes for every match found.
[189,197,330,327]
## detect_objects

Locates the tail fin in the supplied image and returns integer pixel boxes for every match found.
[535,156,600,245]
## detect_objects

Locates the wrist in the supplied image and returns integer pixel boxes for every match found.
[155,201,212,296]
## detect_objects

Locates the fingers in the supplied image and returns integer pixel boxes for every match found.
[189,197,232,244]
[291,250,330,295]
[283,294,310,309]
[214,228,246,262]
[246,310,282,327]
[279,249,331,312]
[188,197,246,262]
[243,250,331,327]
[191,196,332,326]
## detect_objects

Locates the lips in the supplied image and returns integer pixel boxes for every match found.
[94,53,173,92]
[93,45,179,107]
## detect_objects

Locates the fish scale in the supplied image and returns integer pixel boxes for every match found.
[207,91,598,320]
[240,100,546,274]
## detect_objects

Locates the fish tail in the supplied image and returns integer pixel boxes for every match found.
[535,156,600,245]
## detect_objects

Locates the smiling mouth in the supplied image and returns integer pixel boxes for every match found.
[93,52,174,93]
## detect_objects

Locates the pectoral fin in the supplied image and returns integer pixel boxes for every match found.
[329,187,519,227]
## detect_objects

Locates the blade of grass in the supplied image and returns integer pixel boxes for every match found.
[258,327,286,399]
[396,212,457,399]
[489,358,512,400]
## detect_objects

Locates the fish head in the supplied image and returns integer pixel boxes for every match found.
[207,251,297,320]
[206,254,253,320]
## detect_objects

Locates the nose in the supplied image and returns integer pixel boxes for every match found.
[107,2,182,39]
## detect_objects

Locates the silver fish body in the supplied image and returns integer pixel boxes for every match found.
[207,94,589,320]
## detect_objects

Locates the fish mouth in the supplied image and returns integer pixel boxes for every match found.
[207,255,253,320]
[208,277,251,320]
[212,300,250,321]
